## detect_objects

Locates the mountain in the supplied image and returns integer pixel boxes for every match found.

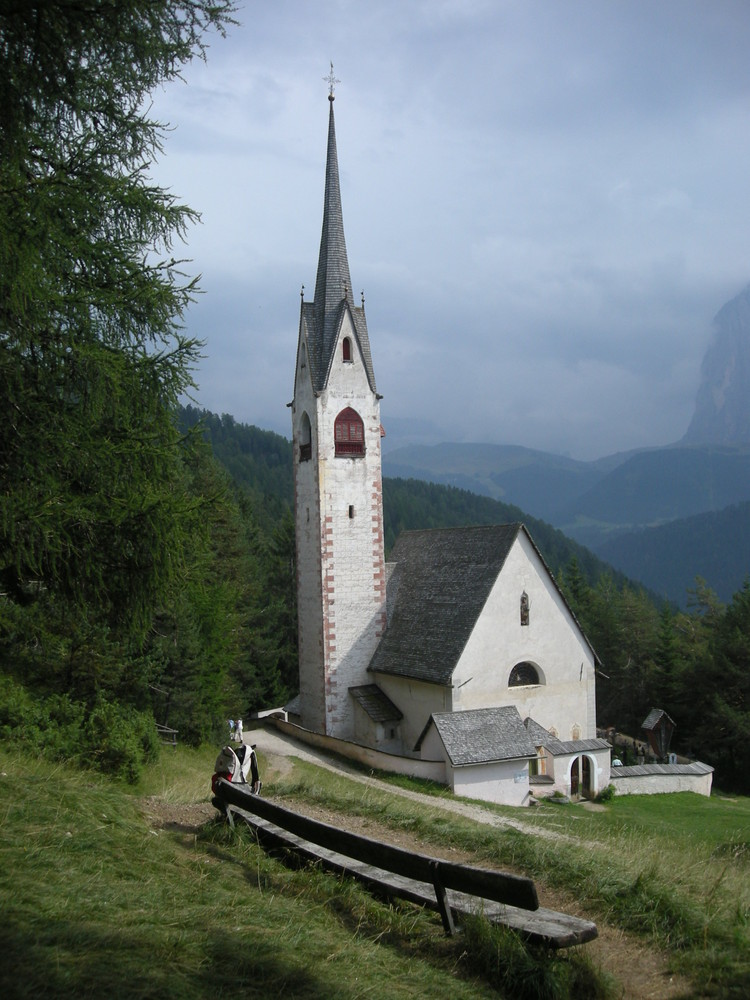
[556,445,750,547]
[178,407,625,587]
[597,501,750,605]
[383,442,625,522]
[182,404,750,606]
[383,438,750,600]
[683,283,750,446]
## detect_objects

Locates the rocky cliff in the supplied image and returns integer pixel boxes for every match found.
[682,283,750,445]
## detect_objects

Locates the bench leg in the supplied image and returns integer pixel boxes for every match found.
[430,861,456,936]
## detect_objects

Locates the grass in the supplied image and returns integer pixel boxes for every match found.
[271,760,750,997]
[0,746,612,1000]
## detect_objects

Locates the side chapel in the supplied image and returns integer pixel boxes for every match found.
[289,82,611,806]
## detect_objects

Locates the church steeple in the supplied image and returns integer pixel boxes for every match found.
[313,91,353,358]
[291,74,386,741]
[299,77,377,396]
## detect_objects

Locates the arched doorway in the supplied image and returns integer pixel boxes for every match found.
[570,755,594,799]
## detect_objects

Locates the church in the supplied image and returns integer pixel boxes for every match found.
[287,81,611,806]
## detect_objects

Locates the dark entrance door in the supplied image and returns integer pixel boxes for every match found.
[582,755,592,798]
[570,757,580,797]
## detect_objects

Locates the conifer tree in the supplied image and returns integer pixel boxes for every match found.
[0,2,235,635]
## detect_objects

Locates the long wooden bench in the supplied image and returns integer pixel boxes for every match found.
[212,780,597,949]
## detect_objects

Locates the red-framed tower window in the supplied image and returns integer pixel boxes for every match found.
[334,407,365,456]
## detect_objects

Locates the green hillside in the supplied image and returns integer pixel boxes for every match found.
[598,501,750,604]
[180,407,621,585]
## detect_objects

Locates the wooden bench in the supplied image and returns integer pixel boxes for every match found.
[212,780,597,949]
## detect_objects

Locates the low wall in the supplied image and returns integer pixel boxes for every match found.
[610,762,713,797]
[270,718,446,783]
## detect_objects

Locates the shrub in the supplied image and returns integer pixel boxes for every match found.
[596,784,616,803]
[0,675,159,783]
[84,698,159,783]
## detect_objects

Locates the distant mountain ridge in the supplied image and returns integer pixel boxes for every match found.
[184,281,750,605]
[383,440,750,604]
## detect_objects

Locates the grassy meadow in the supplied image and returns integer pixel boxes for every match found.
[1,742,747,998]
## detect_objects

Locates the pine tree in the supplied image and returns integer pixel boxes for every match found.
[0,2,236,636]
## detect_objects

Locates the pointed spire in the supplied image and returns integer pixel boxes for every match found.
[313,78,353,356]
[301,72,377,396]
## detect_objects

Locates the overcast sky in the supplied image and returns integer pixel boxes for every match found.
[150,0,750,461]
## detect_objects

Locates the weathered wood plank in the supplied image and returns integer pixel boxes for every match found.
[221,796,598,949]
[216,780,539,911]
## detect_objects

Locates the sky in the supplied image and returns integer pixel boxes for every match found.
[150,0,750,461]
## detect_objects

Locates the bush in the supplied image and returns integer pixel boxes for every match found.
[0,675,159,782]
[596,784,616,803]
[84,698,160,783]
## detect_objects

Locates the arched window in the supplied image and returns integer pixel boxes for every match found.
[334,407,364,456]
[342,336,352,362]
[298,412,312,462]
[509,661,541,687]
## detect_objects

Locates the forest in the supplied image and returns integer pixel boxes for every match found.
[1,2,748,794]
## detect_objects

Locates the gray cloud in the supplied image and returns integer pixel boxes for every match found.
[151,0,750,460]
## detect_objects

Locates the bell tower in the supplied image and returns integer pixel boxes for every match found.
[291,75,386,738]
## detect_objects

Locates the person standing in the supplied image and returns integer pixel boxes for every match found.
[236,718,243,743]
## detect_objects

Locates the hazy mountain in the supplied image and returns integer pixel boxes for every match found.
[382,443,629,522]
[383,438,750,599]
[556,445,750,545]
[683,283,750,446]
[597,501,750,605]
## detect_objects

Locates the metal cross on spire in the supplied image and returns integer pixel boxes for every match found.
[324,61,340,100]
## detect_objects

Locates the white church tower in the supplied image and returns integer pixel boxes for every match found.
[291,76,386,739]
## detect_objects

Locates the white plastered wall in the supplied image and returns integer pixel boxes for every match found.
[451,532,597,741]
[375,673,452,755]
[420,725,532,806]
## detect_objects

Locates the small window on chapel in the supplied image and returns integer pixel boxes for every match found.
[520,591,529,626]
[342,337,352,362]
[509,661,540,687]
[334,407,364,456]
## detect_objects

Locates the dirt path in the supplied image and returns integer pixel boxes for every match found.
[145,724,694,1000]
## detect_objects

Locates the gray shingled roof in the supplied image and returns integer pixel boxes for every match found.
[641,708,675,731]
[299,97,376,396]
[611,761,713,778]
[429,706,537,766]
[349,684,403,723]
[284,694,300,716]
[523,717,610,756]
[369,524,522,685]
[524,717,566,754]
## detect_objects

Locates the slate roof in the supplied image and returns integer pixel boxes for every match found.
[298,97,376,396]
[369,524,523,685]
[427,706,537,767]
[641,708,675,731]
[349,684,403,723]
[524,717,610,756]
[284,694,301,716]
[611,761,713,778]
